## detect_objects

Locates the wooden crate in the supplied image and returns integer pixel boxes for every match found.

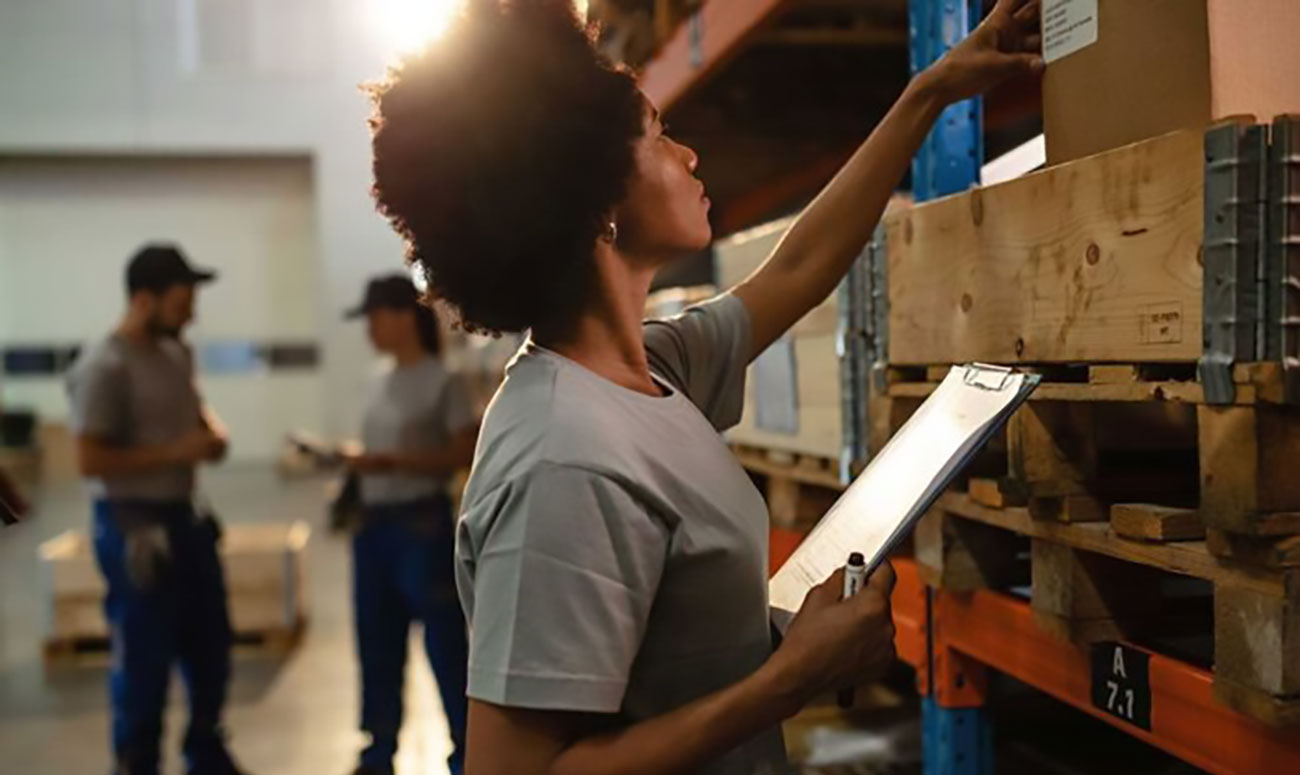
[39,521,310,657]
[885,128,1205,367]
[916,491,1300,726]
[716,216,843,464]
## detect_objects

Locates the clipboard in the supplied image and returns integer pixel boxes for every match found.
[286,432,344,468]
[769,363,1041,614]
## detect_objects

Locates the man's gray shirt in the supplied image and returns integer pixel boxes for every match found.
[66,334,202,500]
[457,294,789,774]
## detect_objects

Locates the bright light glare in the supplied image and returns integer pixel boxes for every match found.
[371,0,464,56]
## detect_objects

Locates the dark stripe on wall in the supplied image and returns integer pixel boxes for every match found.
[0,341,320,377]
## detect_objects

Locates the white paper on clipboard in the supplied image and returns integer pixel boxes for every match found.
[769,364,1040,614]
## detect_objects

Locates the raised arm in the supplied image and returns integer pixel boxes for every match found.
[732,0,1043,359]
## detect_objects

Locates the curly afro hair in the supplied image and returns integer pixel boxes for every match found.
[368,0,645,335]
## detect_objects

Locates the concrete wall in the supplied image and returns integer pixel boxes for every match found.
[0,0,423,450]
[0,156,323,462]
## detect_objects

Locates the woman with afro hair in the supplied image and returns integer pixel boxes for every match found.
[368,1,1042,772]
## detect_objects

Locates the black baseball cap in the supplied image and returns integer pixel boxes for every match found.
[126,244,217,294]
[345,274,422,319]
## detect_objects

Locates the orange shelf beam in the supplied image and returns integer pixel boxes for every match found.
[891,557,928,673]
[937,588,1300,775]
[640,0,793,111]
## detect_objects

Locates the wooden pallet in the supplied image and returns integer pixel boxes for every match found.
[917,490,1300,726]
[39,521,311,664]
[43,620,306,667]
[880,362,1300,538]
[731,444,844,530]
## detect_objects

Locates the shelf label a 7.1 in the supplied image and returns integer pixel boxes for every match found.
[1091,642,1152,731]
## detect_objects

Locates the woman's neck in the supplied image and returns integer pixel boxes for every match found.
[535,250,660,396]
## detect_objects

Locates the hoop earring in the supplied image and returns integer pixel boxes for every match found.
[603,221,618,244]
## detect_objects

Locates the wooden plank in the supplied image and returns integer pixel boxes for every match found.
[1207,530,1300,569]
[1031,539,1160,643]
[1090,365,1139,384]
[968,477,1025,509]
[1029,494,1107,524]
[1199,406,1300,533]
[765,476,838,530]
[730,446,842,491]
[1214,678,1300,728]
[890,378,1209,403]
[915,510,1025,591]
[1215,577,1300,696]
[1008,403,1097,498]
[1235,362,1287,404]
[938,491,1287,596]
[925,365,952,382]
[885,129,1204,365]
[1112,503,1205,542]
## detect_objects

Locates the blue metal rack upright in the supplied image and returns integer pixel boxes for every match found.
[908,1,989,773]
[909,0,984,202]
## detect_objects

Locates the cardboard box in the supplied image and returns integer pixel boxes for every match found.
[1043,0,1300,166]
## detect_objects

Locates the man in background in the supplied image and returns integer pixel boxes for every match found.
[67,244,250,775]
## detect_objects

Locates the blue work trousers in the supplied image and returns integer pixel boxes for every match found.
[92,499,235,775]
[353,494,468,775]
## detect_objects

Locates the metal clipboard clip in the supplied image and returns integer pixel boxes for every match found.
[962,363,1015,392]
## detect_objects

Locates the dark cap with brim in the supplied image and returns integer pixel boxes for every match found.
[344,274,422,319]
[126,244,216,294]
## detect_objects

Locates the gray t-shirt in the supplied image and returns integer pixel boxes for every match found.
[360,355,476,505]
[66,334,203,500]
[457,294,788,775]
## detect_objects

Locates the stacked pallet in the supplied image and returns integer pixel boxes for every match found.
[39,521,310,662]
[884,0,1300,727]
[716,215,844,467]
[886,114,1300,731]
[714,216,848,530]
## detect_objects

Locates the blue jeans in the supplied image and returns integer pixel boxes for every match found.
[92,499,235,775]
[353,495,468,775]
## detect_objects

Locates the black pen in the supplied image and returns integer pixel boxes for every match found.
[837,552,867,709]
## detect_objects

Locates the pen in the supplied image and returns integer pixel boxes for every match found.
[837,551,867,709]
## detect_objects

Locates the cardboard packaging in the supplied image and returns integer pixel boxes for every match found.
[1043,0,1300,166]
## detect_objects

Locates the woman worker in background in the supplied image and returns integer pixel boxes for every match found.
[343,274,478,775]
[367,1,1042,773]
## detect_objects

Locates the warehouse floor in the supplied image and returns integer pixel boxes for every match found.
[0,469,1198,775]
[0,468,453,775]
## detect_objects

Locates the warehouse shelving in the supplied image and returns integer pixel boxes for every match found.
[677,0,1300,771]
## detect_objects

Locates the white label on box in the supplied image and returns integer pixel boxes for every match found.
[1043,0,1098,64]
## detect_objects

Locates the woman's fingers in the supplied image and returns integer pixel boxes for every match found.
[808,567,846,607]
[1014,0,1041,25]
[995,0,1034,16]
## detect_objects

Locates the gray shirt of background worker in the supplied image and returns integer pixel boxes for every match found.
[360,356,477,505]
[458,295,788,775]
[68,336,203,500]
